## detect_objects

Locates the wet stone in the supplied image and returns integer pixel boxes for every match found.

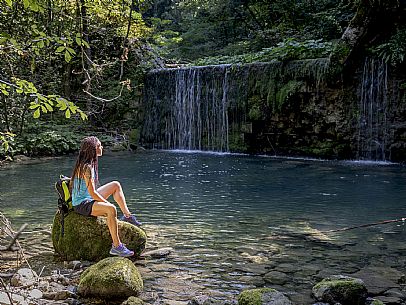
[351,267,401,295]
[384,288,405,298]
[315,268,342,280]
[374,295,403,304]
[233,263,268,275]
[263,271,289,285]
[238,275,265,287]
[295,264,320,276]
[149,263,180,272]
[274,263,296,274]
[141,247,174,258]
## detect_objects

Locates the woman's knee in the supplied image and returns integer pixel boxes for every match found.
[106,204,117,217]
[112,181,122,192]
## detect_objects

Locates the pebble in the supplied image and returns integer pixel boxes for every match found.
[29,288,43,299]
[141,247,174,258]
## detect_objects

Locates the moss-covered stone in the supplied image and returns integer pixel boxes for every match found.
[312,275,367,305]
[238,288,292,305]
[122,296,144,305]
[78,257,143,299]
[371,300,384,305]
[52,211,146,261]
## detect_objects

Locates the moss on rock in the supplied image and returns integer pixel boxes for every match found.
[122,296,144,305]
[52,211,146,261]
[238,288,292,305]
[312,276,367,305]
[78,257,143,299]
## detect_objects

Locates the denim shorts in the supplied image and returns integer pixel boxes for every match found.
[73,199,96,216]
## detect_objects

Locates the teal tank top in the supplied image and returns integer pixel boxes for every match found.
[72,166,95,206]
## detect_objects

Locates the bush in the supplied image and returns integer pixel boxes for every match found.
[13,130,81,156]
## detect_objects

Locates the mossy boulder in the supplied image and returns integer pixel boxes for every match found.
[122,296,144,305]
[52,211,146,261]
[238,288,292,305]
[78,257,143,299]
[312,275,367,305]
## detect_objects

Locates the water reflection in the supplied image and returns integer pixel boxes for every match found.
[1,151,406,304]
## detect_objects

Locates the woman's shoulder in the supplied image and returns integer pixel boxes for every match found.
[77,163,93,178]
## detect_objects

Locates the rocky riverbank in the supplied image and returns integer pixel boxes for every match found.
[2,210,406,305]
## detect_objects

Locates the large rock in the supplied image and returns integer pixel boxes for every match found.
[352,267,404,295]
[238,288,292,305]
[78,257,143,299]
[312,275,367,305]
[52,211,146,261]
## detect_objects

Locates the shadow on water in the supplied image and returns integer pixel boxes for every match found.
[1,150,406,304]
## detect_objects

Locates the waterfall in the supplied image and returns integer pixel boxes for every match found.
[141,59,330,152]
[142,65,233,151]
[357,58,389,161]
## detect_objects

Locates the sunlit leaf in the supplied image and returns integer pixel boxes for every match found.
[64,51,72,62]
[65,109,71,118]
[80,111,88,120]
[58,99,68,110]
[45,103,53,111]
[66,47,76,55]
[33,108,40,118]
[29,103,40,109]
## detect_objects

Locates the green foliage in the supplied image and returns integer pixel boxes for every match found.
[147,0,353,61]
[247,96,264,121]
[29,96,87,120]
[372,27,406,66]
[192,39,335,66]
[12,128,82,157]
[0,131,15,160]
[0,0,156,154]
[275,80,304,111]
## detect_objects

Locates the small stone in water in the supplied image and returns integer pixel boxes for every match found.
[141,247,173,258]
[29,288,43,299]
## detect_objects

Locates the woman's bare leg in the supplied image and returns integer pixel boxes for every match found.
[91,201,121,247]
[97,181,131,217]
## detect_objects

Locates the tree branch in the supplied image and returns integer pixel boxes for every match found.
[83,83,125,102]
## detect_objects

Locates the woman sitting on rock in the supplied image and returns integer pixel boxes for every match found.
[70,136,142,257]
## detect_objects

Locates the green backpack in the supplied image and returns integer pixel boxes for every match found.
[55,175,73,236]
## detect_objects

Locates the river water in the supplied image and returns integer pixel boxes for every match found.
[1,150,406,304]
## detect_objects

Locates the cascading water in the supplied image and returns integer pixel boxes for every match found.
[141,59,330,152]
[142,65,233,151]
[357,58,390,161]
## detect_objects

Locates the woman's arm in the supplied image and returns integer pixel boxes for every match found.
[83,165,109,203]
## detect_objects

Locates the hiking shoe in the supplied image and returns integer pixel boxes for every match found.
[120,214,142,227]
[109,243,134,257]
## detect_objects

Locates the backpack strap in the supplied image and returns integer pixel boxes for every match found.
[58,198,69,237]
[61,180,71,202]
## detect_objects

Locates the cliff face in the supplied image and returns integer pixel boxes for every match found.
[139,57,406,161]
[139,2,406,162]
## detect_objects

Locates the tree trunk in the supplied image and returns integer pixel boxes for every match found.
[330,0,404,67]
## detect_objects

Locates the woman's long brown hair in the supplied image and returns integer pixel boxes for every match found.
[70,136,100,191]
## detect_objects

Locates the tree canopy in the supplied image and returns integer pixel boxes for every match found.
[1,0,405,159]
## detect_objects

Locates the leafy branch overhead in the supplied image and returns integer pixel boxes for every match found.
[0,78,87,120]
